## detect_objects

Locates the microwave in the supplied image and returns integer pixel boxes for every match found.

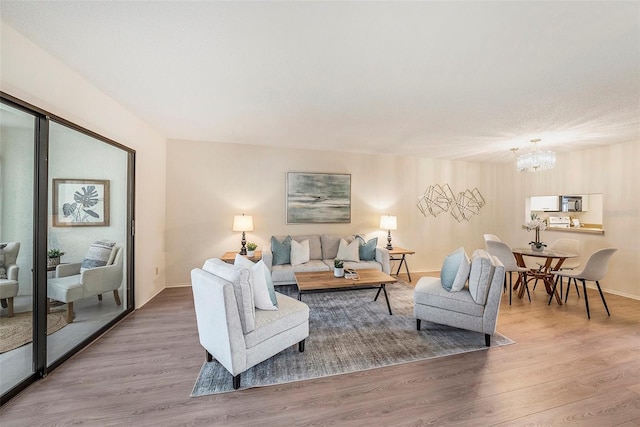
[561,196,582,212]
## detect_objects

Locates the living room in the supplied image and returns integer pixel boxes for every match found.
[1,1,639,424]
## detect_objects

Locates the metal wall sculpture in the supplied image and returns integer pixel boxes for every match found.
[417,184,485,222]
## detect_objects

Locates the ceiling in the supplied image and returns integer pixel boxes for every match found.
[1,1,639,163]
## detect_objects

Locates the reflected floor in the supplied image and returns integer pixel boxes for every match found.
[0,293,124,395]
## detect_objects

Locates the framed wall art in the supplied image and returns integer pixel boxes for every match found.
[52,178,110,227]
[286,172,351,224]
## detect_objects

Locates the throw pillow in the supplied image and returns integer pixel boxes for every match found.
[357,236,378,261]
[468,249,494,304]
[235,255,278,310]
[271,236,292,265]
[80,240,116,272]
[450,249,471,292]
[336,238,360,262]
[440,247,468,292]
[290,239,310,266]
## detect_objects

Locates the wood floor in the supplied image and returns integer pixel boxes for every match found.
[2,274,640,426]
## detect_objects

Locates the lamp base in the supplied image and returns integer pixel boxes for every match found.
[239,231,247,255]
[386,230,393,250]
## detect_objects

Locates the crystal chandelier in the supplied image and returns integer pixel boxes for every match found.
[515,139,556,172]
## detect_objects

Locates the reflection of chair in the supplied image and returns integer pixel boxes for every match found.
[191,259,309,389]
[553,248,617,319]
[47,245,123,323]
[486,240,530,305]
[0,242,20,317]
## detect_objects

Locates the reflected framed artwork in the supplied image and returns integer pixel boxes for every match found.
[286,172,351,224]
[52,178,110,227]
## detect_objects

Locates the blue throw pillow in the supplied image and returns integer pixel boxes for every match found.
[271,236,292,265]
[358,237,378,261]
[441,248,464,291]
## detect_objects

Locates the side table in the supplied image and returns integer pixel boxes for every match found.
[220,251,262,264]
[388,247,415,282]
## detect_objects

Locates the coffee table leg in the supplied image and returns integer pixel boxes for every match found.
[374,286,382,301]
[381,284,392,315]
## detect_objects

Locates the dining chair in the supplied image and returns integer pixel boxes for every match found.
[535,238,581,300]
[486,240,530,305]
[552,248,617,319]
[483,234,501,243]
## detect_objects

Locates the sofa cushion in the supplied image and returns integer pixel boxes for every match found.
[271,236,292,265]
[234,255,278,311]
[80,240,116,272]
[343,260,382,272]
[337,238,360,262]
[413,276,484,317]
[321,235,355,260]
[290,239,310,266]
[202,258,256,333]
[468,249,496,304]
[440,247,469,291]
[356,236,378,261]
[244,291,310,349]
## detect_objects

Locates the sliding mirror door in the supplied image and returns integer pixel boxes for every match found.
[46,121,130,364]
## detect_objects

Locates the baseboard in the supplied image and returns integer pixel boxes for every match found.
[165,282,191,288]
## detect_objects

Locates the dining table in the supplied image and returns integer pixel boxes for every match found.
[511,247,578,305]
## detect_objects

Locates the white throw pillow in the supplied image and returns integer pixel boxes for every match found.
[336,238,360,262]
[290,239,310,266]
[235,254,278,311]
[450,249,471,292]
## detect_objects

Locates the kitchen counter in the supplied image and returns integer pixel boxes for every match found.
[524,224,605,235]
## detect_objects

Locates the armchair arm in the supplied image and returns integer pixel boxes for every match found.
[375,247,391,274]
[262,246,273,271]
[56,263,82,278]
[6,264,19,281]
[80,263,123,296]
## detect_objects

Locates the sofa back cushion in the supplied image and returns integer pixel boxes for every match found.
[321,235,355,260]
[202,258,256,333]
[468,249,496,304]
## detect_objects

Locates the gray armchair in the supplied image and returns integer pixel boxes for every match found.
[47,245,123,323]
[191,258,309,389]
[0,242,20,317]
[414,249,505,346]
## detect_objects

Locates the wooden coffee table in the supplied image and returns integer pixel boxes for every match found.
[294,269,397,315]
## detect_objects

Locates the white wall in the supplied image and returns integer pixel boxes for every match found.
[165,139,498,286]
[1,23,167,307]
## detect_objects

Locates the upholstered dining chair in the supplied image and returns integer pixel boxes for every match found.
[486,240,530,305]
[0,242,20,317]
[552,248,617,319]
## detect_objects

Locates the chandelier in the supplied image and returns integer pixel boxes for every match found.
[514,139,556,172]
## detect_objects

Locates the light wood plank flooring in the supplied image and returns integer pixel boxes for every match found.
[2,274,640,426]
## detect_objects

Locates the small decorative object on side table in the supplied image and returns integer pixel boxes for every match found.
[47,248,65,268]
[246,242,258,257]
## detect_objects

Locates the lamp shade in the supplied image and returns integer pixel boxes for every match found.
[232,214,254,232]
[379,215,397,230]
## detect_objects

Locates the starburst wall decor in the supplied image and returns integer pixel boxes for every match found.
[417,184,485,222]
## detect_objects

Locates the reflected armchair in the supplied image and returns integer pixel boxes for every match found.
[0,242,20,317]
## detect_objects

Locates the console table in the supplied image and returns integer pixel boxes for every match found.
[388,247,415,282]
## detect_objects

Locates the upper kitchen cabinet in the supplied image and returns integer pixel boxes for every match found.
[530,195,560,212]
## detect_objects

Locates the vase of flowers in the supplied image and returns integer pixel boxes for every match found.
[526,214,547,252]
[334,259,344,277]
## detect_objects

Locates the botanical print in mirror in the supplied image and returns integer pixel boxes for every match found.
[286,172,351,223]
[52,179,110,226]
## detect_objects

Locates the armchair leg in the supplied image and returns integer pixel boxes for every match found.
[7,297,14,317]
[113,290,121,306]
[205,350,213,362]
[66,302,74,323]
[298,339,305,352]
[0,298,7,308]
[232,374,241,390]
[98,294,103,301]
[485,334,491,347]
[416,319,421,331]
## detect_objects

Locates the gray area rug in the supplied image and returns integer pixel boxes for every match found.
[192,281,514,396]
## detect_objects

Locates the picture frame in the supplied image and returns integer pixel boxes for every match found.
[52,179,110,227]
[286,172,351,224]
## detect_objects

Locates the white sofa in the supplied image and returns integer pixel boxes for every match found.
[191,258,309,389]
[414,249,505,346]
[262,234,391,286]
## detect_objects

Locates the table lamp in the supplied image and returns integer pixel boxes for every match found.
[233,214,254,255]
[380,215,397,250]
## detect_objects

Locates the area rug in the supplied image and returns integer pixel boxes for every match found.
[192,281,514,396]
[0,310,68,353]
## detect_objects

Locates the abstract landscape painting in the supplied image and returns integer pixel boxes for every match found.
[286,172,351,223]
